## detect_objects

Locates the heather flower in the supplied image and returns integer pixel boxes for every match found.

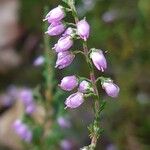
[1,86,18,106]
[45,22,66,36]
[106,144,118,150]
[90,49,107,72]
[102,80,120,98]
[82,0,95,11]
[13,120,32,143]
[44,6,65,23]
[78,80,93,93]
[19,88,35,114]
[60,139,72,150]
[55,51,75,69]
[7,85,18,99]
[0,95,13,107]
[65,92,84,108]
[33,56,45,66]
[63,27,74,37]
[102,10,118,23]
[19,89,33,105]
[77,19,90,41]
[53,36,73,52]
[25,103,36,114]
[59,75,78,91]
[57,117,71,128]
[43,2,120,149]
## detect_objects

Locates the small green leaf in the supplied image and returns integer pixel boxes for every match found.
[99,101,107,112]
[84,93,97,99]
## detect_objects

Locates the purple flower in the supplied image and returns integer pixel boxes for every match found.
[55,51,75,69]
[7,85,18,99]
[106,144,118,150]
[59,75,78,91]
[65,92,84,108]
[102,10,118,23]
[90,49,107,72]
[45,22,66,36]
[78,80,93,93]
[33,56,45,66]
[25,103,36,114]
[44,6,65,23]
[53,36,73,52]
[77,19,90,41]
[57,117,71,128]
[63,27,74,37]
[19,89,33,105]
[19,88,35,114]
[13,120,32,143]
[102,80,120,98]
[0,95,13,107]
[60,139,72,150]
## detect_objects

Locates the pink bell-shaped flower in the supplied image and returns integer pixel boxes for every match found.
[44,6,65,23]
[65,92,84,108]
[77,19,90,41]
[55,51,75,69]
[59,75,78,91]
[53,36,73,52]
[90,49,107,72]
[102,80,120,98]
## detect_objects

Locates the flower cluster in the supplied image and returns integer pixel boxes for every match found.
[43,6,74,69]
[13,120,32,143]
[19,88,36,114]
[44,3,120,109]
[43,1,120,149]
[43,5,90,70]
[59,75,93,108]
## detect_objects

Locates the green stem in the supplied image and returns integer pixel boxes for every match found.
[42,6,55,148]
[69,2,101,149]
[83,42,100,150]
[43,8,54,92]
[68,0,79,23]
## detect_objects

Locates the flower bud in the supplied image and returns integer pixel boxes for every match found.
[45,22,66,36]
[33,56,45,66]
[90,49,107,72]
[65,92,84,108]
[44,6,65,23]
[62,27,74,37]
[25,103,35,114]
[19,89,33,105]
[53,36,73,52]
[60,139,72,150]
[102,80,120,98]
[78,80,93,93]
[59,75,78,91]
[55,51,75,69]
[13,120,32,142]
[57,117,71,128]
[19,89,35,114]
[77,19,90,41]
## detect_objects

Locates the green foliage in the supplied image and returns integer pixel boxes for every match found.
[32,126,43,145]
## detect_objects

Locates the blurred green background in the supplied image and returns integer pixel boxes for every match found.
[0,0,149,150]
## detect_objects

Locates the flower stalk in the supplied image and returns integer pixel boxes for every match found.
[68,2,101,149]
[43,0,120,149]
